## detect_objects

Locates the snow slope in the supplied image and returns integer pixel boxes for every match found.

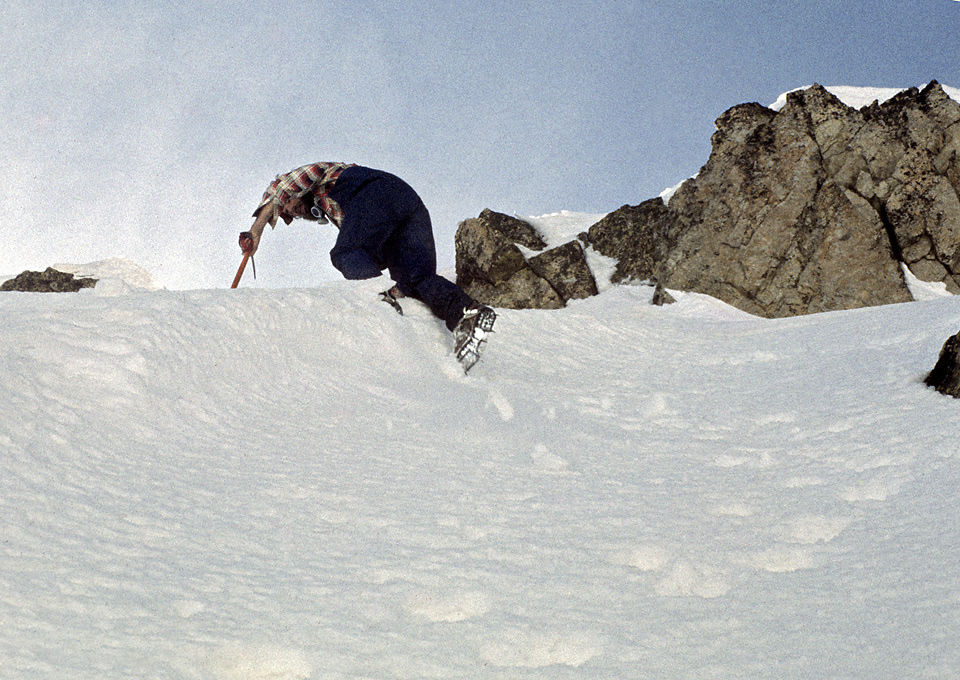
[2,252,960,679]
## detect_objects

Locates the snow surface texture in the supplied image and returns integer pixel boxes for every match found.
[2,246,960,679]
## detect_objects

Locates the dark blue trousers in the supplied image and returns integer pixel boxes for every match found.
[328,167,475,330]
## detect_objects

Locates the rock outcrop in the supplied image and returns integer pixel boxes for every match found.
[455,209,597,309]
[585,81,960,317]
[1,267,98,293]
[457,81,960,318]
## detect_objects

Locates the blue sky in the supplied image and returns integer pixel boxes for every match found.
[2,0,958,288]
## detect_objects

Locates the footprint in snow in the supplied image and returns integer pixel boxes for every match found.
[748,546,816,573]
[404,590,490,622]
[707,502,757,518]
[654,559,731,599]
[617,547,731,599]
[781,515,849,544]
[531,444,570,472]
[206,642,312,680]
[841,477,901,502]
[478,630,602,668]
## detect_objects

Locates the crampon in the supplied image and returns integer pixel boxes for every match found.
[454,306,497,373]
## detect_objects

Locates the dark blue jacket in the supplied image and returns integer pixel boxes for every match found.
[328,166,436,281]
[326,166,474,330]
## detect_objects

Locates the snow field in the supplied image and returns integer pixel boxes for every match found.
[1,267,960,678]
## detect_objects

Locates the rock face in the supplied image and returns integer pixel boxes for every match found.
[455,209,597,309]
[925,331,960,398]
[457,81,960,317]
[584,81,960,318]
[1,267,98,293]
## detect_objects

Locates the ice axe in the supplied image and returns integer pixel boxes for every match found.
[231,231,257,288]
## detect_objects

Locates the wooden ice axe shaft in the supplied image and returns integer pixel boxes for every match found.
[231,251,251,289]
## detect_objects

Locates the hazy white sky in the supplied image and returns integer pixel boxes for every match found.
[2,0,958,288]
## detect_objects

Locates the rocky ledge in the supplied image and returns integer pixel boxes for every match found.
[456,81,960,318]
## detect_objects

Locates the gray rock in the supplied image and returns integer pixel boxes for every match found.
[455,209,597,309]
[455,210,536,289]
[1,267,97,293]
[584,82,956,317]
[925,331,960,398]
[651,279,676,306]
[459,266,565,310]
[455,81,960,316]
[526,240,598,302]
[584,198,678,284]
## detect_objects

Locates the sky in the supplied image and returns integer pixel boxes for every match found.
[2,0,959,289]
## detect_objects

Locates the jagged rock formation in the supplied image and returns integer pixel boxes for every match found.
[587,81,960,317]
[457,81,960,317]
[1,267,98,293]
[455,209,597,309]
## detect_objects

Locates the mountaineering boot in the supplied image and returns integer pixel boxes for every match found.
[454,304,497,373]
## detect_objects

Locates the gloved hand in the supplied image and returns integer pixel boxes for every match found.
[239,231,255,254]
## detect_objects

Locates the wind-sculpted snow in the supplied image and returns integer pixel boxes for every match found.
[2,275,960,678]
